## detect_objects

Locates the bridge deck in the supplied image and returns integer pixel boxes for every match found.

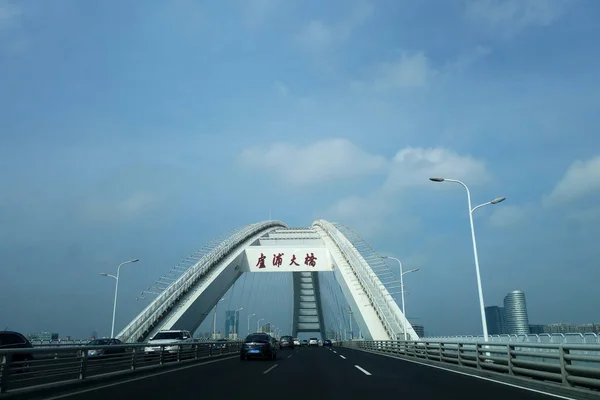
[36,347,562,399]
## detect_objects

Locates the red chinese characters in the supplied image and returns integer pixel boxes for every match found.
[304,252,317,267]
[256,253,266,269]
[256,252,317,268]
[272,253,284,267]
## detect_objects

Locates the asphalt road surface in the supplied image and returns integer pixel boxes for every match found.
[26,346,573,399]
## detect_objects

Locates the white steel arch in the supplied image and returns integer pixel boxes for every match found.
[117,219,418,343]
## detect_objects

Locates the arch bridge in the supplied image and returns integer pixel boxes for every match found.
[117,220,417,343]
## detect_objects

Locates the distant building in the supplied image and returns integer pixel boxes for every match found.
[485,306,507,334]
[27,332,58,342]
[529,325,545,334]
[224,310,240,338]
[504,290,530,335]
[543,323,600,334]
[411,323,425,337]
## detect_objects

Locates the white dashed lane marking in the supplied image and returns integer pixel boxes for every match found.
[354,365,372,375]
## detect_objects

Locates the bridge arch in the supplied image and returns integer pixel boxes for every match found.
[117,220,418,343]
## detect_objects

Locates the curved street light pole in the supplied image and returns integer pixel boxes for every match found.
[430,177,506,342]
[383,256,419,341]
[247,313,255,336]
[101,259,139,338]
[257,318,264,332]
[233,308,243,339]
[213,298,226,339]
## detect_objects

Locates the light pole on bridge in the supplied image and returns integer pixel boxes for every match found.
[233,308,243,339]
[100,259,140,338]
[429,177,506,343]
[382,256,418,341]
[257,318,264,333]
[247,313,255,336]
[212,298,226,340]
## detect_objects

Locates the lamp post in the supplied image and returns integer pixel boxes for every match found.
[212,298,226,339]
[429,177,506,342]
[247,313,255,336]
[100,259,139,338]
[233,308,243,339]
[257,318,264,332]
[382,256,418,341]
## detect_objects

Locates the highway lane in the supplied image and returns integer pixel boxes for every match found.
[24,346,576,399]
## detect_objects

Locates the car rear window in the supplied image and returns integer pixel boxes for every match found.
[152,331,187,340]
[245,334,270,343]
[88,339,110,345]
[280,336,292,340]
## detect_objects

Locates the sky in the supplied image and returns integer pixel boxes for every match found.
[1,0,600,339]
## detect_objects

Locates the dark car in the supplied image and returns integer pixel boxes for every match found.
[240,333,277,360]
[77,338,126,357]
[279,335,294,350]
[0,331,34,370]
[323,339,332,347]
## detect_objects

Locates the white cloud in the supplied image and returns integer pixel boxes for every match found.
[81,192,165,222]
[465,0,572,37]
[373,52,435,90]
[238,138,387,186]
[317,145,490,236]
[295,0,373,51]
[352,46,490,93]
[544,155,600,206]
[0,0,20,29]
[274,81,289,97]
[297,20,334,50]
[488,204,530,228]
[383,147,491,192]
[565,207,600,224]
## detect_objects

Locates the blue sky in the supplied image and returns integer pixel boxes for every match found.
[1,0,599,339]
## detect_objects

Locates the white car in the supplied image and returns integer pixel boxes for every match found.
[144,330,194,354]
[308,338,318,346]
[293,338,301,346]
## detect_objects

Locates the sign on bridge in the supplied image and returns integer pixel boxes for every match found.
[243,247,333,272]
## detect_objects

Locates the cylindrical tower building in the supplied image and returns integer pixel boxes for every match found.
[503,290,530,335]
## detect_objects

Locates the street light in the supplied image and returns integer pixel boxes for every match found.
[233,308,243,339]
[257,318,264,332]
[429,177,506,342]
[212,298,226,339]
[100,259,139,338]
[382,256,419,341]
[247,313,256,335]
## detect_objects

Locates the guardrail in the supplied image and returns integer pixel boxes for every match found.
[0,341,241,394]
[339,340,600,393]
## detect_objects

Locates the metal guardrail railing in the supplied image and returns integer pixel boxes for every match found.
[339,340,600,393]
[421,332,600,344]
[0,341,241,394]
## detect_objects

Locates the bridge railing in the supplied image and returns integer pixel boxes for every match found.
[421,333,600,344]
[30,340,88,347]
[0,341,241,394]
[339,340,600,392]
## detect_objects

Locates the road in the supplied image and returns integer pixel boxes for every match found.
[22,346,571,399]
